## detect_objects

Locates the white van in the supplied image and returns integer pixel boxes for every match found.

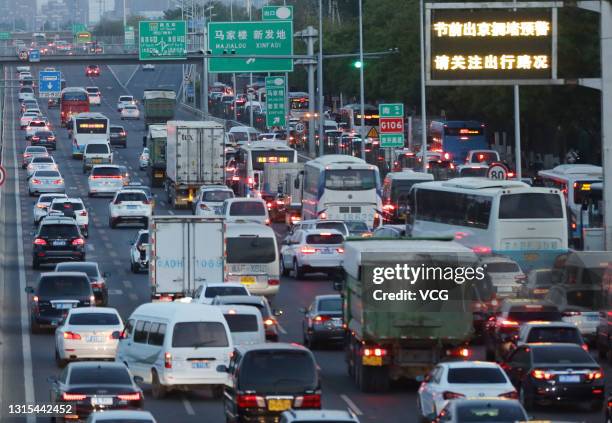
[83,140,113,172]
[223,198,270,225]
[116,302,233,398]
[218,304,265,346]
[224,222,280,298]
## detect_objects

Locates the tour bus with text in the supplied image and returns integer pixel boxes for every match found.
[429,120,488,164]
[70,112,110,158]
[60,87,90,127]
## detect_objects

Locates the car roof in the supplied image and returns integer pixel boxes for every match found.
[480,255,520,263]
[316,294,341,301]
[235,342,310,355]
[440,360,503,369]
[217,304,261,315]
[298,219,346,225]
[91,165,120,169]
[117,189,148,195]
[215,295,265,305]
[68,361,127,371]
[40,216,77,225]
[224,222,275,237]
[521,321,579,329]
[523,342,586,350]
[300,228,344,236]
[40,271,89,278]
[204,282,246,289]
[68,306,118,315]
[51,197,84,203]
[88,410,155,421]
[281,410,357,421]
[225,197,264,203]
[56,261,98,269]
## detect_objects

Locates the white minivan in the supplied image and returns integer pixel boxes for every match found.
[218,304,265,346]
[116,302,233,399]
[224,222,280,298]
[83,140,113,172]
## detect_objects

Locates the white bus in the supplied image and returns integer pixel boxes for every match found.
[232,141,298,197]
[409,178,568,271]
[537,164,602,244]
[70,112,110,158]
[302,154,382,228]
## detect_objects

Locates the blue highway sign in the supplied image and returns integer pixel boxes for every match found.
[38,71,62,97]
[28,49,40,63]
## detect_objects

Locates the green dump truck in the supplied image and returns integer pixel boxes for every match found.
[340,238,478,392]
[143,89,176,130]
[144,124,167,187]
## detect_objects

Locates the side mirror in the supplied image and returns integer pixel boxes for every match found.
[216,364,228,373]
[25,286,34,294]
[133,376,144,384]
[273,309,283,317]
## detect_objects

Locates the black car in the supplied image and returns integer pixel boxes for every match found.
[301,294,344,348]
[85,64,100,77]
[502,343,604,411]
[47,97,59,108]
[109,125,127,148]
[25,272,94,333]
[55,262,109,306]
[31,130,56,150]
[484,300,562,361]
[219,344,321,422]
[32,216,86,269]
[48,362,143,421]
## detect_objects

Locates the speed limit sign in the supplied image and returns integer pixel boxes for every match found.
[486,162,509,180]
[295,122,305,134]
[0,165,6,186]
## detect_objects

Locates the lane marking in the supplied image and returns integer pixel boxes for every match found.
[108,289,124,295]
[87,243,95,252]
[340,394,364,416]
[123,280,133,289]
[128,293,138,301]
[125,66,140,86]
[113,259,122,267]
[277,324,288,335]
[169,210,175,215]
[109,251,118,258]
[182,396,195,415]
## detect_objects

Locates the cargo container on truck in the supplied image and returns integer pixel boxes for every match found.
[261,162,304,222]
[149,216,224,301]
[143,89,176,130]
[143,124,167,187]
[165,121,226,208]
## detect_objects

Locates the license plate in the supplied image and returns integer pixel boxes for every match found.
[331,318,343,327]
[91,397,113,406]
[321,248,332,254]
[588,315,599,321]
[497,286,513,292]
[267,399,292,412]
[240,276,256,285]
[191,361,209,369]
[559,375,581,383]
[362,355,383,366]
[53,240,66,246]
[86,336,105,343]
[127,205,138,209]
[92,159,102,163]
[54,303,73,309]
[155,172,163,177]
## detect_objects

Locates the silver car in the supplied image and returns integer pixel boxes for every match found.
[28,169,65,196]
[32,193,68,225]
[87,165,124,197]
[26,156,57,179]
[22,145,49,169]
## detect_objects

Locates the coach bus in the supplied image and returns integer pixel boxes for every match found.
[338,103,380,137]
[302,155,382,228]
[70,112,110,158]
[429,120,488,164]
[60,87,90,127]
[409,178,568,271]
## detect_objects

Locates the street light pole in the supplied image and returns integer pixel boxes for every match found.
[317,0,325,157]
[358,0,366,162]
[419,0,427,172]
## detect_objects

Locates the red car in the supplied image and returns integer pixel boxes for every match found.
[85,65,100,77]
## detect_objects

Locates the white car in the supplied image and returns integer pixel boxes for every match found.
[116,95,135,111]
[20,111,39,129]
[18,87,35,102]
[25,118,49,140]
[222,197,270,225]
[28,169,64,196]
[26,156,57,178]
[86,86,101,105]
[88,165,125,197]
[54,307,124,367]
[142,64,155,71]
[280,229,345,279]
[48,198,90,237]
[139,147,149,169]
[22,145,49,168]
[546,284,602,341]
[86,410,157,423]
[193,185,234,217]
[129,230,149,273]
[33,193,67,225]
[480,255,526,298]
[121,105,140,120]
[417,361,517,421]
[192,282,250,305]
[108,189,152,228]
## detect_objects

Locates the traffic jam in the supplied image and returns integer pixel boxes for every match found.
[9,58,612,423]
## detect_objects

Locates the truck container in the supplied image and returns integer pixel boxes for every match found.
[340,238,477,392]
[149,216,224,300]
[262,162,304,222]
[143,89,176,130]
[165,120,226,208]
[144,124,167,187]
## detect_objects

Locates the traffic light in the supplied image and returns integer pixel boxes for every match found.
[353,60,363,69]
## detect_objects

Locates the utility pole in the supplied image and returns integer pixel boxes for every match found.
[358,0,366,161]
[317,0,325,157]
[295,26,318,158]
[419,0,427,172]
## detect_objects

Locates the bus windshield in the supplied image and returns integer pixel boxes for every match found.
[62,91,88,102]
[445,127,484,137]
[251,151,294,171]
[499,193,564,219]
[324,169,377,191]
[76,118,108,134]
[290,97,308,110]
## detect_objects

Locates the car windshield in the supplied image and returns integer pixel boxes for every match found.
[526,327,581,343]
[124,106,137,110]
[26,147,47,153]
[507,308,562,322]
[117,192,147,202]
[33,157,53,163]
[110,127,124,133]
[69,313,120,325]
[92,167,120,177]
[37,276,90,296]
[202,190,233,202]
[69,367,131,385]
[39,195,64,203]
[56,263,96,276]
[119,96,132,102]
[229,201,265,216]
[39,224,79,238]
[456,403,526,422]
[499,193,564,219]
[485,262,520,273]
[35,171,60,178]
[306,234,343,244]
[29,121,46,127]
[318,298,342,312]
[86,144,109,154]
[204,286,248,298]
[532,346,594,364]
[226,237,276,263]
[86,88,98,93]
[238,351,317,393]
[171,322,229,348]
[35,131,53,137]
[223,314,258,332]
[325,169,377,191]
[52,202,84,211]
[446,368,507,384]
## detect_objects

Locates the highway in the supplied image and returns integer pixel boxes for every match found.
[0,63,609,422]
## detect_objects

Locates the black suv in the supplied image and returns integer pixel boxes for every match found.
[32,216,85,269]
[25,272,94,333]
[218,344,321,422]
[109,125,127,148]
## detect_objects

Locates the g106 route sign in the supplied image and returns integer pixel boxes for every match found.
[208,21,293,73]
[139,20,187,61]
[265,76,286,127]
[38,70,61,98]
[378,103,405,148]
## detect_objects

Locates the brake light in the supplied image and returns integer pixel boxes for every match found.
[294,394,321,408]
[53,179,63,185]
[336,247,344,253]
[33,238,47,245]
[587,370,603,380]
[563,311,582,317]
[114,200,122,205]
[291,215,301,223]
[301,246,317,254]
[383,204,395,211]
[458,347,470,358]
[36,203,46,209]
[63,331,81,340]
[363,347,387,357]
[319,212,327,219]
[582,344,589,351]
[265,218,270,225]
[264,318,276,326]
[91,281,105,289]
[472,245,492,254]
[247,177,254,185]
[268,279,280,286]
[31,178,42,184]
[237,394,265,408]
[164,352,172,368]
[314,315,331,323]
[62,393,86,401]
[32,136,39,141]
[120,131,126,136]
[499,390,518,399]
[79,210,87,216]
[443,391,466,400]
[501,320,519,327]
[117,392,141,401]
[143,199,151,205]
[71,238,85,246]
[266,202,272,209]
[531,369,554,380]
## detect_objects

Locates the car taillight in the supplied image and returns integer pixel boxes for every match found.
[31,179,42,184]
[164,352,172,368]
[363,347,387,357]
[117,392,141,401]
[443,391,465,400]
[472,245,492,254]
[268,279,279,286]
[319,211,327,219]
[265,218,270,225]
[120,132,126,136]
[143,199,151,205]
[33,238,47,245]
[582,344,589,351]
[382,203,395,211]
[63,331,81,340]
[587,370,603,380]
[109,331,121,340]
[301,246,317,254]
[53,179,63,185]
[499,391,518,399]
[32,136,39,141]
[336,247,345,253]
[531,369,554,380]
[237,394,265,408]
[199,203,209,210]
[36,203,46,209]
[563,311,582,317]
[91,281,105,289]
[114,200,122,205]
[264,318,276,327]
[79,210,87,216]
[62,393,86,401]
[314,315,331,323]
[500,320,519,327]
[294,394,321,408]
[71,238,84,246]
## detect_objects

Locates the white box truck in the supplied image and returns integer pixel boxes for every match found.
[165,121,225,208]
[149,216,224,301]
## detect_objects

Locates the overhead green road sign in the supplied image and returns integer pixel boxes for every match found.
[265,76,287,127]
[125,26,135,47]
[139,20,187,61]
[72,24,86,34]
[262,5,293,21]
[379,103,405,148]
[0,32,10,40]
[208,21,293,73]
